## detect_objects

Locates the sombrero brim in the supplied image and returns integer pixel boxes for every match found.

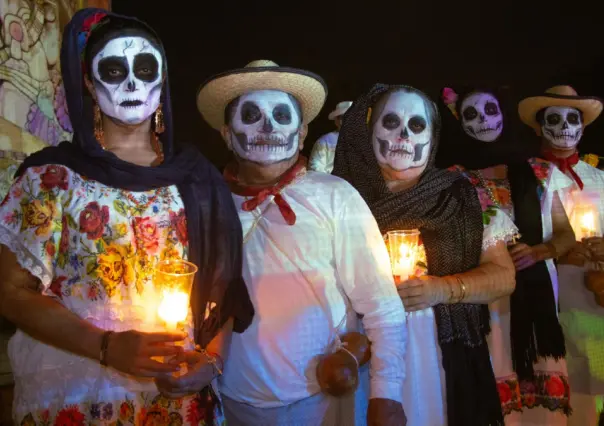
[197,66,327,130]
[519,94,603,136]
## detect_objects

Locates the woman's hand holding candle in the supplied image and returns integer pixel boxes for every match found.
[104,330,186,377]
[396,275,449,312]
[155,350,217,398]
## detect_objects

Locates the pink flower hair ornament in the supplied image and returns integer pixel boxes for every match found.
[442,87,460,120]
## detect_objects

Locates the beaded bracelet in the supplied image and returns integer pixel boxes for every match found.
[195,345,224,377]
[99,331,113,366]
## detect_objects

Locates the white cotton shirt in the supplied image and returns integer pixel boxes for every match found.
[309,131,339,174]
[219,170,406,408]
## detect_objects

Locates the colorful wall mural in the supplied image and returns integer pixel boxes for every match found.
[0,1,111,418]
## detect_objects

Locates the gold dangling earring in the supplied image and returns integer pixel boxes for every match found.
[154,103,165,134]
[94,104,106,149]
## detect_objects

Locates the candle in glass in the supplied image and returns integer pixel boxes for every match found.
[572,203,600,240]
[386,230,420,283]
[154,259,197,331]
[153,259,197,376]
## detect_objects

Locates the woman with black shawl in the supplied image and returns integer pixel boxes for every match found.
[0,9,252,425]
[332,84,517,426]
[437,86,576,425]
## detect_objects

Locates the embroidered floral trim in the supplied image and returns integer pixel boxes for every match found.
[497,372,572,416]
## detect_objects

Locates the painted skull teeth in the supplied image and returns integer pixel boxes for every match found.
[542,106,583,149]
[461,92,503,142]
[229,90,301,165]
[372,90,433,172]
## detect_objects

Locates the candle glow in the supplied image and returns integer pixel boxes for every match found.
[387,230,420,283]
[157,290,189,330]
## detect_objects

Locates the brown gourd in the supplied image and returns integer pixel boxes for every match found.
[316,332,371,397]
[586,270,604,307]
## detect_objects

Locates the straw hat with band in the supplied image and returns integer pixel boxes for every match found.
[518,85,603,136]
[197,60,327,130]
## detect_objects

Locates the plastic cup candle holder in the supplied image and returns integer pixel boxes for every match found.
[386,230,420,284]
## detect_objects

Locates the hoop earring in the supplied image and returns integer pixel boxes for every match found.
[154,103,165,134]
[94,104,105,149]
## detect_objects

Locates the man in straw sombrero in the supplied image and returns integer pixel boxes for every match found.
[197,60,407,426]
[520,85,604,426]
[309,100,353,173]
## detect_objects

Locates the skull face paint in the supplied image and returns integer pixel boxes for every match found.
[372,91,432,179]
[91,36,163,125]
[461,92,503,142]
[541,106,583,149]
[228,90,301,165]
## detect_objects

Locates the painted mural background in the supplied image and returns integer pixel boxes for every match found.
[0,1,110,418]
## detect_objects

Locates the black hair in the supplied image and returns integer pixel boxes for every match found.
[223,93,303,127]
[84,16,165,75]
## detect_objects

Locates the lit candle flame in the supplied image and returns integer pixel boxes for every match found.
[393,242,417,281]
[157,290,189,330]
[581,211,596,235]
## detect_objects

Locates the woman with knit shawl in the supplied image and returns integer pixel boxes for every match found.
[332,84,517,426]
[437,86,577,425]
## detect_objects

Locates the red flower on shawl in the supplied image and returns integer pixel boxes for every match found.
[49,276,67,299]
[79,201,109,240]
[40,165,69,191]
[545,376,566,398]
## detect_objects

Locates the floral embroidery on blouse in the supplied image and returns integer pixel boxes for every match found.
[497,372,572,416]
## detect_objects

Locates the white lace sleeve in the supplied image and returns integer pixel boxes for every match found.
[482,207,518,251]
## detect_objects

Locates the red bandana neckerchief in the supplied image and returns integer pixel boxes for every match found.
[223,157,307,225]
[543,150,584,190]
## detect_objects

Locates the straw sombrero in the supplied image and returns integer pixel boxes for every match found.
[518,85,603,136]
[197,60,327,131]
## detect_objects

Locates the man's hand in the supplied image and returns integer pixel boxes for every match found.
[559,241,591,266]
[509,243,543,271]
[155,350,216,399]
[583,237,604,261]
[396,275,447,311]
[367,398,406,426]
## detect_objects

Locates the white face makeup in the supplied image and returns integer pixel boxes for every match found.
[91,36,163,125]
[372,91,432,176]
[461,92,503,142]
[541,106,583,149]
[227,90,302,165]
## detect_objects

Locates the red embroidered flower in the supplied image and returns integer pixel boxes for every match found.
[119,401,134,421]
[54,405,85,426]
[545,376,566,398]
[79,202,109,240]
[40,165,68,191]
[497,382,513,404]
[531,160,550,182]
[88,285,98,301]
[45,240,56,257]
[49,276,66,299]
[60,216,70,253]
[133,217,160,253]
[186,396,205,425]
[140,405,170,426]
[170,209,188,245]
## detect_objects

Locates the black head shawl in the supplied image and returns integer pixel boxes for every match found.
[15,9,254,347]
[437,86,566,380]
[332,84,503,426]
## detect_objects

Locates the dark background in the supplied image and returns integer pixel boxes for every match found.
[113,1,604,169]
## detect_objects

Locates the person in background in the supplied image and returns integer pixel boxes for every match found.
[439,85,576,425]
[309,100,352,173]
[197,60,406,426]
[0,9,252,425]
[519,86,604,426]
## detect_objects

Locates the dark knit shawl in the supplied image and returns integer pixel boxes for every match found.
[436,86,566,380]
[332,84,503,426]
